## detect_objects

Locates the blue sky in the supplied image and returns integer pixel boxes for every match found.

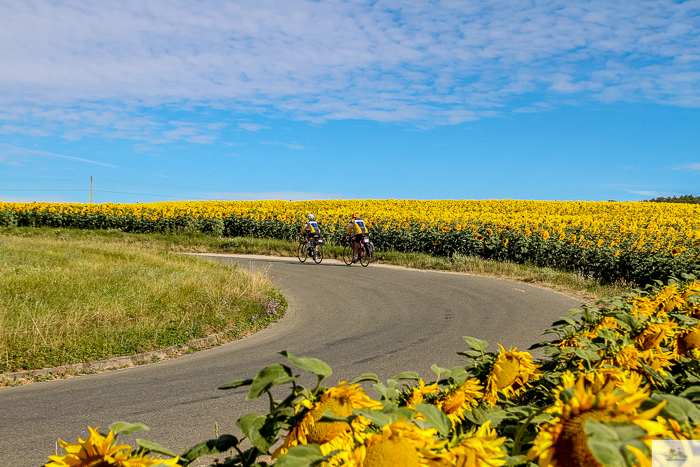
[1,0,699,204]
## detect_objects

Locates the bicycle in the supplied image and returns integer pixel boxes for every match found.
[298,235,324,264]
[343,236,372,267]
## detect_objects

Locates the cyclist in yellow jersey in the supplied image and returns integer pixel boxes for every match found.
[299,214,322,254]
[344,213,368,263]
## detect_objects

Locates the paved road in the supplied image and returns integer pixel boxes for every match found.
[1,254,582,466]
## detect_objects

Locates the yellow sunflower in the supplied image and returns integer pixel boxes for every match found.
[578,368,643,395]
[681,282,700,300]
[273,381,382,458]
[674,326,700,357]
[404,379,440,409]
[46,427,179,467]
[442,420,507,467]
[435,378,484,427]
[633,320,677,351]
[558,317,620,350]
[483,344,540,407]
[636,348,674,381]
[527,376,668,467]
[595,344,643,373]
[331,419,446,467]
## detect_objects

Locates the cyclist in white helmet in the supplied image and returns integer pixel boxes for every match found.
[299,214,322,254]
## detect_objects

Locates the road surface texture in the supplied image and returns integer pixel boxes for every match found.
[1,254,582,466]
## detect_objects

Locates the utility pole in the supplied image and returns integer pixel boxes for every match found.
[90,176,93,204]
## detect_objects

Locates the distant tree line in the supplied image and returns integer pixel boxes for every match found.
[646,194,700,205]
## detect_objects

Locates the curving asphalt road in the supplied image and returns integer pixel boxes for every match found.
[1,254,582,466]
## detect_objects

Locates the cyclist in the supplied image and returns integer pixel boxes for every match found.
[344,213,368,263]
[299,214,322,254]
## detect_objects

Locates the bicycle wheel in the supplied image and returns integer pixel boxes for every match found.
[342,245,353,265]
[297,242,308,263]
[313,244,324,264]
[360,244,371,267]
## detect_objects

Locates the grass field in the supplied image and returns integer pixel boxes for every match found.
[0,228,285,374]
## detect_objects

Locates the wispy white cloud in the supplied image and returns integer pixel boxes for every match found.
[0,144,120,167]
[239,123,271,131]
[673,163,700,171]
[0,0,698,136]
[259,141,305,150]
[627,190,667,198]
[513,102,555,113]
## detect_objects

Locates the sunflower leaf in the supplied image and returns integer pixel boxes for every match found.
[109,421,149,435]
[382,407,416,423]
[573,348,601,363]
[542,347,561,357]
[415,403,451,436]
[354,408,393,428]
[504,454,528,466]
[178,435,239,463]
[596,329,618,342]
[352,373,379,384]
[449,366,469,385]
[217,378,254,390]
[135,439,177,458]
[237,413,274,453]
[640,364,671,388]
[613,314,639,331]
[431,364,452,380]
[585,419,648,467]
[650,393,700,424]
[457,350,483,358]
[247,364,296,400]
[275,444,326,467]
[464,406,487,425]
[318,410,355,424]
[372,382,389,399]
[482,409,515,426]
[679,386,700,403]
[279,351,333,379]
[390,371,420,381]
[463,336,489,351]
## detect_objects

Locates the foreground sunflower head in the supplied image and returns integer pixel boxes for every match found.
[443,420,507,467]
[46,427,179,467]
[483,344,540,407]
[274,381,382,458]
[336,419,446,467]
[435,378,484,426]
[528,375,668,467]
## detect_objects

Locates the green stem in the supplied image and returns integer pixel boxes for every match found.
[267,390,275,413]
[512,407,544,457]
[313,375,323,395]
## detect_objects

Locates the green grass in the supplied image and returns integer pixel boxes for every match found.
[5,226,634,305]
[0,228,285,373]
[0,226,635,375]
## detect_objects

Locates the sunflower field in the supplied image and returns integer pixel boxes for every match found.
[48,276,700,466]
[3,199,700,285]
